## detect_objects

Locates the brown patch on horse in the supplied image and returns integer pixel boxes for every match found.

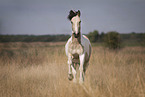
[72,53,79,63]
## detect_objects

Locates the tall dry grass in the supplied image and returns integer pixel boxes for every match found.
[0,42,145,97]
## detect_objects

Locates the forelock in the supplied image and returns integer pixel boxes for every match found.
[67,10,77,21]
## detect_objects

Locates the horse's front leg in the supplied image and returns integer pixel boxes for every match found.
[71,64,77,83]
[67,53,73,81]
[79,54,85,84]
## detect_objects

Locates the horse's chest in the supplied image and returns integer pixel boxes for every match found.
[68,42,84,55]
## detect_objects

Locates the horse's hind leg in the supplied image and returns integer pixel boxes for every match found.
[83,62,89,74]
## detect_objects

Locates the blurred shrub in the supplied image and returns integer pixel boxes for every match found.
[104,31,121,49]
[87,30,99,42]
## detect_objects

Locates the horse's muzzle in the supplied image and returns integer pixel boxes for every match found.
[73,32,80,38]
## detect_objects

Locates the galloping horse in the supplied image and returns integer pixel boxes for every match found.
[65,10,91,84]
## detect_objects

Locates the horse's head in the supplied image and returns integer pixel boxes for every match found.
[68,10,81,38]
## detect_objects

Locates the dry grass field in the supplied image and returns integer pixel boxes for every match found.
[0,42,145,97]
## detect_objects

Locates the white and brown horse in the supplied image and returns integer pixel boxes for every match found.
[65,10,91,84]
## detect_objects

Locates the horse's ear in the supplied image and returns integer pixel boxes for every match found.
[77,10,81,17]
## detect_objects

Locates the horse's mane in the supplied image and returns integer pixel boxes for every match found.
[67,10,78,20]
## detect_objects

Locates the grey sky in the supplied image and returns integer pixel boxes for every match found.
[0,0,145,35]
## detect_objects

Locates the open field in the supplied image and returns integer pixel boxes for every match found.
[0,42,145,97]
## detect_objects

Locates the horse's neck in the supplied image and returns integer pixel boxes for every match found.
[72,34,81,44]
[69,33,84,55]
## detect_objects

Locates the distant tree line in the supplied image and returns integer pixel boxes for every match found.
[0,31,145,47]
[0,34,70,42]
[87,30,145,48]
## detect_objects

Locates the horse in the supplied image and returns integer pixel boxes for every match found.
[65,10,91,84]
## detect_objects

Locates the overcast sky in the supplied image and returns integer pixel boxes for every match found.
[0,0,145,35]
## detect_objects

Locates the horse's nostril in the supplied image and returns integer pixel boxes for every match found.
[73,33,77,38]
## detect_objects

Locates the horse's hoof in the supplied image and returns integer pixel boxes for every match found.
[79,79,84,84]
[68,74,73,81]
[73,79,77,83]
